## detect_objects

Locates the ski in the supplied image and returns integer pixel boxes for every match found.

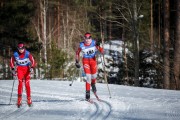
[86,99,94,104]
[93,92,102,101]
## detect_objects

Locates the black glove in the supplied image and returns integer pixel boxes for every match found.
[96,40,101,46]
[29,67,34,73]
[11,68,16,75]
[75,60,81,68]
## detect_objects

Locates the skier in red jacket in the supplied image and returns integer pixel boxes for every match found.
[10,42,35,107]
[75,33,103,102]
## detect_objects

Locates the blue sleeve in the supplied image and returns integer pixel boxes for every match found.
[13,52,18,58]
[25,50,30,58]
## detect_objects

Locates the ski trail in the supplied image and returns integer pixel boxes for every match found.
[87,99,112,120]
[161,99,180,120]
[86,102,98,120]
[101,100,112,119]
[122,97,180,120]
[0,84,32,120]
[0,105,31,120]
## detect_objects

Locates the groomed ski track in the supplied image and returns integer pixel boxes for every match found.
[0,80,180,120]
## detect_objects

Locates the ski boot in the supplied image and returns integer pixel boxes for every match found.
[17,95,22,108]
[91,83,97,93]
[27,97,32,107]
[85,90,93,103]
[91,84,101,101]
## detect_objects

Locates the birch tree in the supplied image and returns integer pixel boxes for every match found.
[32,0,53,77]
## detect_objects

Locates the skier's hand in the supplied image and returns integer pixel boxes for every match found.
[75,60,81,68]
[99,47,104,55]
[96,40,101,46]
[11,68,16,76]
[29,67,34,73]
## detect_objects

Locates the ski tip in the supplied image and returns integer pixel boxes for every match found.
[97,98,102,102]
[86,99,94,104]
[88,101,94,104]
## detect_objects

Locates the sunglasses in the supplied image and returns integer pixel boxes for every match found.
[18,48,24,50]
[85,37,91,39]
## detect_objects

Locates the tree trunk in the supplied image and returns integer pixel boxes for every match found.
[42,0,47,76]
[108,2,112,40]
[150,0,154,51]
[163,0,170,89]
[122,25,129,85]
[133,0,139,86]
[158,0,161,51]
[66,6,69,52]
[63,13,66,49]
[99,5,104,45]
[57,1,61,49]
[173,0,180,90]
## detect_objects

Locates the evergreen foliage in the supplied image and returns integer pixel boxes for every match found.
[48,42,68,79]
[0,0,36,51]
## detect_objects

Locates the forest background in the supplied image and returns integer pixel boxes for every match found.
[0,0,179,90]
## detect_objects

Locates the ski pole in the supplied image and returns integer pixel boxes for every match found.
[9,75,17,105]
[100,32,111,98]
[69,69,77,86]
[69,68,80,86]
[69,76,74,86]
[100,54,112,98]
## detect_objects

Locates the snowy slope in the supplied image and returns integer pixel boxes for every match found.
[0,80,180,120]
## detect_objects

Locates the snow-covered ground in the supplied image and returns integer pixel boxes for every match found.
[0,80,180,120]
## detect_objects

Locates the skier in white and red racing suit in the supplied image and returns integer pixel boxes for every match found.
[10,42,35,107]
[75,33,104,101]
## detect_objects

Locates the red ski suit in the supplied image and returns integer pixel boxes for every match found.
[76,40,103,91]
[10,50,35,98]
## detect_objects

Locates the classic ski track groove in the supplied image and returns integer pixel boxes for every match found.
[101,100,112,119]
[88,99,112,120]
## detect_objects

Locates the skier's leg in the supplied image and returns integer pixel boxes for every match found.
[17,94,22,107]
[25,71,32,106]
[17,69,23,106]
[85,89,90,100]
[91,79,97,93]
[90,60,100,100]
[85,74,91,100]
[90,60,97,93]
[17,79,23,97]
[83,62,92,100]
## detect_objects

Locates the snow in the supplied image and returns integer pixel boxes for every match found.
[1,80,180,120]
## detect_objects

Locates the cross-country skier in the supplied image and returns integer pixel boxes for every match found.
[10,42,36,107]
[75,32,103,102]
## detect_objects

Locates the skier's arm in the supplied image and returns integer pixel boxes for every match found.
[75,47,81,68]
[95,40,104,54]
[96,45,104,54]
[75,47,81,62]
[29,54,35,68]
[10,56,15,69]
